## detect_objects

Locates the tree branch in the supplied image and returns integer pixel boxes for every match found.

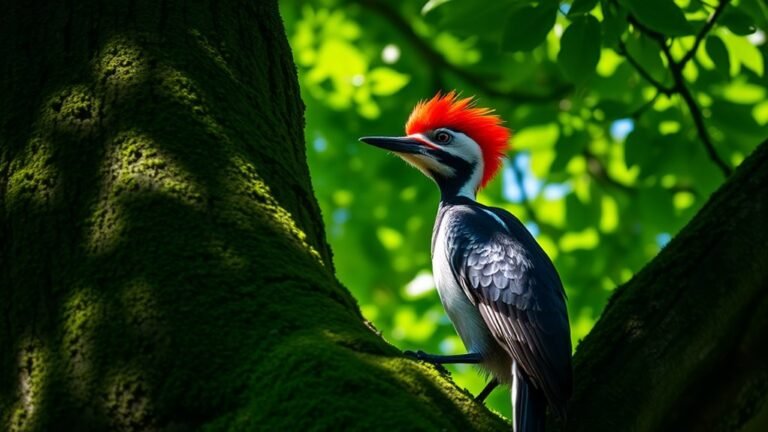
[678,0,730,68]
[358,0,572,103]
[616,39,674,95]
[583,150,637,195]
[626,7,733,177]
[629,90,661,119]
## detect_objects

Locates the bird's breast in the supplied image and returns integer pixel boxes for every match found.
[432,221,494,355]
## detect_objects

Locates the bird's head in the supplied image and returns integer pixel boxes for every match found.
[360,91,510,200]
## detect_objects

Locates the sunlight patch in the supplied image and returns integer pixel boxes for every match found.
[103,366,155,430]
[404,271,435,298]
[62,287,102,400]
[96,37,149,88]
[228,155,323,264]
[6,137,58,208]
[86,130,204,255]
[9,338,50,432]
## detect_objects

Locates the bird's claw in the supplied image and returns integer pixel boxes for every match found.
[403,349,428,360]
[403,350,450,376]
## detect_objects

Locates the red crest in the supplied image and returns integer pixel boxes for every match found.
[405,91,510,188]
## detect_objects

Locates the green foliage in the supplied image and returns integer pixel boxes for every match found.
[558,14,602,82]
[502,2,559,52]
[625,0,694,36]
[280,0,767,418]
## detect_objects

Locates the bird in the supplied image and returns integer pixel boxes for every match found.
[359,91,572,432]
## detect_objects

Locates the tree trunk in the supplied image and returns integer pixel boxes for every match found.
[2,1,766,431]
[566,139,768,432]
[0,1,505,431]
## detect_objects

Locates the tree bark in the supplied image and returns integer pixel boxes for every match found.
[2,1,766,431]
[566,139,768,432]
[0,1,505,431]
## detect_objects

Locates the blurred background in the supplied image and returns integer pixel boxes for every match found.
[280,0,767,417]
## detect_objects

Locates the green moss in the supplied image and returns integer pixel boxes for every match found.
[45,85,100,131]
[103,367,155,430]
[111,131,203,203]
[87,130,206,255]
[1,3,507,431]
[96,37,148,88]
[224,154,323,264]
[5,138,57,207]
[8,339,50,432]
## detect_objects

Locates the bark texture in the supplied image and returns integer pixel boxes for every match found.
[2,1,767,431]
[0,1,505,431]
[566,139,768,432]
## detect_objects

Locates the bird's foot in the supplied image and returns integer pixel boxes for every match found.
[474,378,499,403]
[403,350,450,375]
[403,351,483,364]
[403,350,429,361]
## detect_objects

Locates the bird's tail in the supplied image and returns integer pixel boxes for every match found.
[511,361,546,432]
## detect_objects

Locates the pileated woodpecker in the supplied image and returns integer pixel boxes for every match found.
[360,92,571,432]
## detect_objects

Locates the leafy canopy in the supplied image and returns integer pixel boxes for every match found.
[281,0,767,417]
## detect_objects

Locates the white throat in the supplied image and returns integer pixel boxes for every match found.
[456,162,482,200]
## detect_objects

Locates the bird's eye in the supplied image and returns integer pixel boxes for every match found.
[435,131,452,144]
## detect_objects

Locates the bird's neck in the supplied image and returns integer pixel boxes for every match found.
[435,163,482,202]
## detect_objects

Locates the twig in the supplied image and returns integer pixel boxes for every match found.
[616,40,674,95]
[662,44,733,176]
[678,0,730,68]
[583,150,636,195]
[584,149,699,197]
[629,91,660,119]
[358,0,572,103]
[626,6,733,176]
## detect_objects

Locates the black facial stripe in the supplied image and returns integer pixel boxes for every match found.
[426,148,476,199]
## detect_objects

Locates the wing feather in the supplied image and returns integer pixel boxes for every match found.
[446,206,572,417]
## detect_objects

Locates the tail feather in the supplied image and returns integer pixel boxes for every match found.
[512,361,546,432]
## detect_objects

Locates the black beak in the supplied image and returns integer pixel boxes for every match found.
[359,136,425,155]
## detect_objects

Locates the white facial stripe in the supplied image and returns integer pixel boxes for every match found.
[401,153,456,178]
[448,132,483,199]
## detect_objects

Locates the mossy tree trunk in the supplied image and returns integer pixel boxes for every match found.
[565,140,768,432]
[1,1,766,432]
[0,1,505,431]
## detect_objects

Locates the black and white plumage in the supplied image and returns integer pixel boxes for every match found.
[433,197,572,423]
[360,93,572,431]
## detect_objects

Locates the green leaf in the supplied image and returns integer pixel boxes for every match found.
[705,35,730,79]
[551,131,588,174]
[558,15,602,82]
[569,0,599,16]
[566,192,600,231]
[720,7,757,36]
[625,31,667,84]
[722,31,764,77]
[437,0,520,40]
[637,186,676,232]
[368,67,410,96]
[710,99,766,138]
[502,1,558,52]
[624,129,643,169]
[738,0,768,29]
[600,1,628,47]
[630,131,676,178]
[625,0,694,36]
[421,0,452,15]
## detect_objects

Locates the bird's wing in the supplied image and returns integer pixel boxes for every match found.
[445,206,572,415]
